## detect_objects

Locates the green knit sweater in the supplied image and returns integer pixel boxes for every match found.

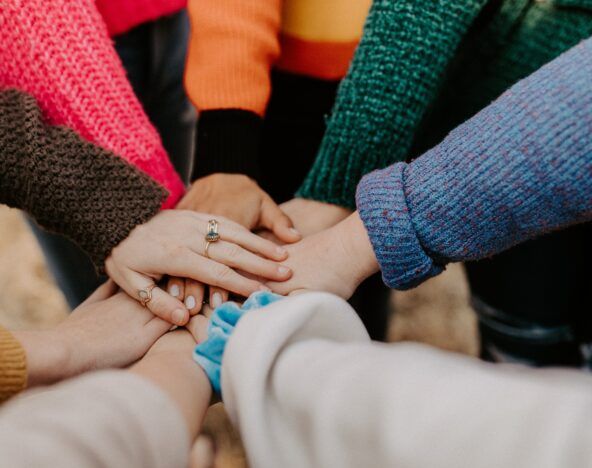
[297,0,592,209]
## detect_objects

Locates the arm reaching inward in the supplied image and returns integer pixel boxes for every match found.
[269,37,592,296]
[223,293,592,468]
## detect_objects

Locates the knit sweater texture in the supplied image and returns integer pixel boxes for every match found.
[356,38,592,290]
[96,0,185,36]
[0,0,184,208]
[299,0,592,208]
[0,89,166,270]
[0,326,26,404]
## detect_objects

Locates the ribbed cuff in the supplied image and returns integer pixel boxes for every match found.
[0,326,27,403]
[192,110,263,181]
[356,163,443,290]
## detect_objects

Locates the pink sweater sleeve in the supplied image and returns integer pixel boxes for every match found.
[0,0,184,208]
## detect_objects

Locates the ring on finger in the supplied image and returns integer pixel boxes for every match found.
[204,240,214,259]
[138,284,157,307]
[205,219,220,242]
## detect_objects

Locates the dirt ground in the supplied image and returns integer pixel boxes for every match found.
[0,204,479,466]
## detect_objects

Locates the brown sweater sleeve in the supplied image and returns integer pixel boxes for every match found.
[0,89,167,270]
[0,325,26,403]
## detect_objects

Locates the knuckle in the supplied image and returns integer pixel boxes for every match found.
[226,243,242,260]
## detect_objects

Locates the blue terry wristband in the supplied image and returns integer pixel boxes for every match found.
[193,291,283,394]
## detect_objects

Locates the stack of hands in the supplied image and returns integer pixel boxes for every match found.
[16,174,380,396]
[105,173,380,328]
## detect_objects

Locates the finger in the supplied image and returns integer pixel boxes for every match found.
[200,303,215,318]
[80,279,118,305]
[202,240,292,282]
[260,196,301,244]
[186,314,210,343]
[184,279,205,316]
[160,252,269,298]
[122,269,189,326]
[166,277,185,301]
[209,287,228,309]
[211,218,288,261]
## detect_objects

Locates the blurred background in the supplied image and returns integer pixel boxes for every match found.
[0,204,479,467]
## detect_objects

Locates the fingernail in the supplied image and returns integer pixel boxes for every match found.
[259,285,271,292]
[172,308,186,325]
[211,292,222,309]
[290,228,301,236]
[185,295,196,310]
[278,265,291,276]
[169,284,180,297]
[276,246,287,256]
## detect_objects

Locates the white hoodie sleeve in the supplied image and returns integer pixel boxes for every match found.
[222,292,592,468]
[0,370,189,468]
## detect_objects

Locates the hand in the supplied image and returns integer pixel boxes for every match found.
[178,174,301,242]
[14,281,171,386]
[173,175,301,311]
[280,198,352,237]
[105,210,292,325]
[266,212,380,299]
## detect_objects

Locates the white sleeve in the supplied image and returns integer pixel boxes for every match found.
[222,292,592,468]
[0,370,189,468]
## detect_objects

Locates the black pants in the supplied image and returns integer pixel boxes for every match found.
[468,222,592,367]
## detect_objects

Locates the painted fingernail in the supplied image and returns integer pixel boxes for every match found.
[278,266,291,276]
[290,228,301,236]
[172,308,186,325]
[185,295,196,310]
[211,292,222,309]
[276,246,288,256]
[169,284,180,297]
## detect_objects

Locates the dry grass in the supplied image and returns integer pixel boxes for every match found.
[0,205,478,467]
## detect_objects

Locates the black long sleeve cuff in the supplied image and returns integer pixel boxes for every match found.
[192,109,263,181]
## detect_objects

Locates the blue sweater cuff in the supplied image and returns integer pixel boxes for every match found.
[193,291,283,394]
[356,163,443,289]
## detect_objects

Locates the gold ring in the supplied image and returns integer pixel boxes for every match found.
[205,219,220,243]
[138,284,157,307]
[204,240,213,259]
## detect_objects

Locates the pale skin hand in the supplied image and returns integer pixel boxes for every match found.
[13,281,171,387]
[266,212,380,299]
[279,198,353,237]
[105,210,292,326]
[171,174,301,310]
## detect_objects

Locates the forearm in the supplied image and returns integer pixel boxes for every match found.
[357,38,592,289]
[0,89,165,270]
[0,0,184,206]
[224,293,592,468]
[185,0,281,180]
[131,351,212,439]
[297,0,488,208]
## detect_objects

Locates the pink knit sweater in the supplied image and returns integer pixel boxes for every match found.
[97,0,186,36]
[0,0,185,208]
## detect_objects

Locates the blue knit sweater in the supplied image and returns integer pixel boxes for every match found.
[356,38,592,290]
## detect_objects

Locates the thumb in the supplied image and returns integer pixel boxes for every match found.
[259,196,301,244]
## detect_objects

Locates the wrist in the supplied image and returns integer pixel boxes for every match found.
[13,330,72,387]
[339,212,380,285]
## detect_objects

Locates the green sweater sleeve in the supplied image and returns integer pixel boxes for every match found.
[297,0,489,209]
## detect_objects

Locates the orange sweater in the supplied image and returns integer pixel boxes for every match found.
[185,0,371,116]
[0,326,26,403]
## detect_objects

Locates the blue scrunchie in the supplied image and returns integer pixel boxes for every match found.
[193,291,283,394]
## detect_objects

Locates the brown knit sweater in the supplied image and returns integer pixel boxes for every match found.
[0,89,167,269]
[0,88,169,401]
